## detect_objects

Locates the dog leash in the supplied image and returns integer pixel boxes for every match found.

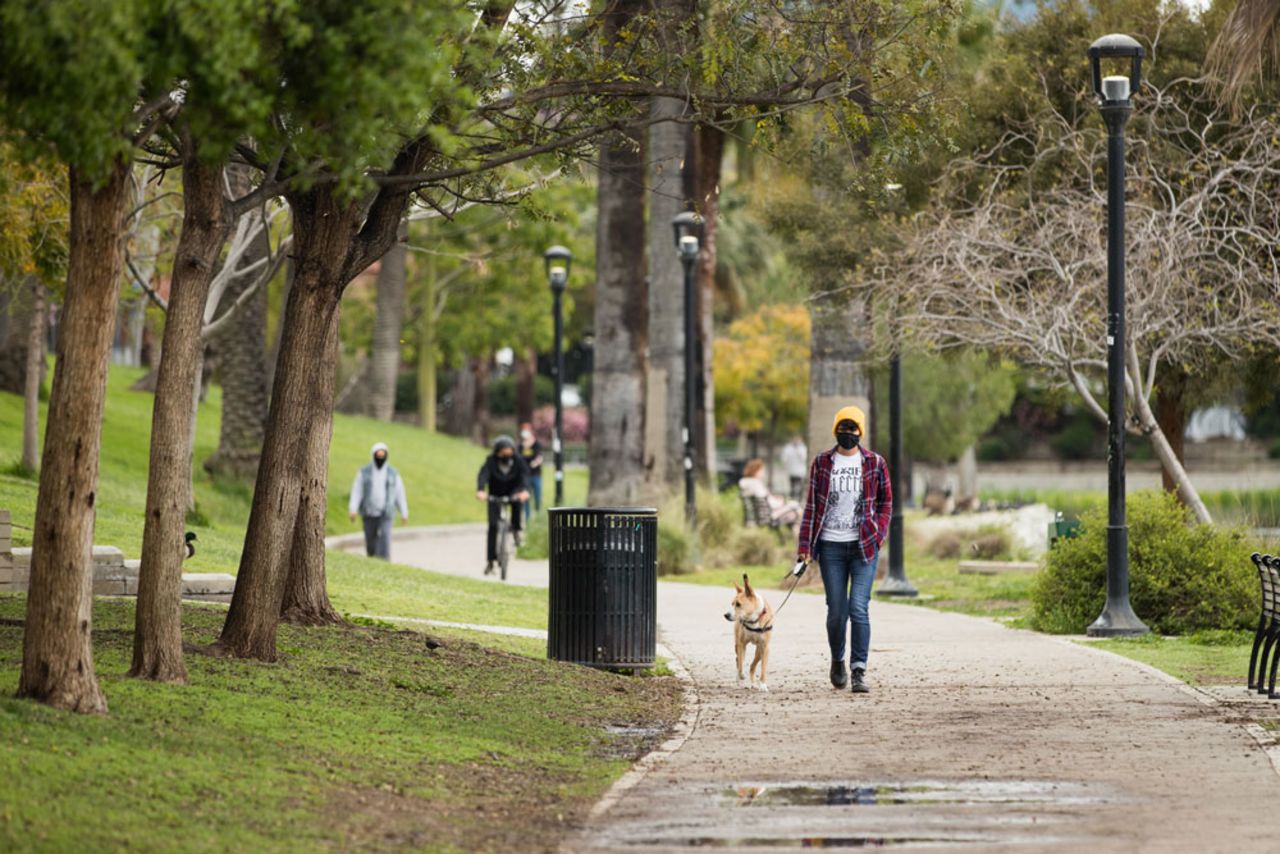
[769,558,809,617]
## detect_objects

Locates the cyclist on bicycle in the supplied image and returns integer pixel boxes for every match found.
[476,435,531,575]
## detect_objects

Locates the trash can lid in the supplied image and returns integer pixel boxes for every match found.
[547,506,658,516]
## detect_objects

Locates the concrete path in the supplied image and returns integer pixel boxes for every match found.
[369,526,1280,852]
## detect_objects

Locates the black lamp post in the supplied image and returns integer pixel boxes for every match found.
[672,211,701,528]
[1086,34,1149,638]
[878,350,918,597]
[544,245,572,507]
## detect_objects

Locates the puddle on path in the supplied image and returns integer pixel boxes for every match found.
[725,780,1106,808]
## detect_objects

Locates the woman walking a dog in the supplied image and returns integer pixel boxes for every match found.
[796,405,893,694]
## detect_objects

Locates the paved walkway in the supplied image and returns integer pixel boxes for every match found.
[370,525,1280,852]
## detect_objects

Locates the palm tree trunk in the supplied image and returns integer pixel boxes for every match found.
[588,127,649,506]
[694,124,724,485]
[645,100,690,493]
[807,293,871,454]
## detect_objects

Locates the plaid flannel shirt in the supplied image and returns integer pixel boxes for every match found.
[796,445,893,562]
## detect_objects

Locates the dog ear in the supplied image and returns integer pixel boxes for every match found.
[734,583,742,593]
[742,574,753,596]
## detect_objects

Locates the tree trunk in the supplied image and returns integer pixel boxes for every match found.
[516,347,536,425]
[22,277,45,473]
[0,281,37,395]
[204,178,271,480]
[445,362,475,437]
[418,258,438,433]
[806,293,871,456]
[1131,381,1211,524]
[18,160,131,713]
[132,150,230,683]
[219,188,353,661]
[588,127,649,506]
[265,257,294,392]
[1154,368,1188,497]
[281,309,343,626]
[472,356,491,445]
[957,444,978,506]
[694,124,723,486]
[644,96,690,493]
[363,221,407,421]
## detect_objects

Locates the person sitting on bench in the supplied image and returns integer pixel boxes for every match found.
[738,458,802,527]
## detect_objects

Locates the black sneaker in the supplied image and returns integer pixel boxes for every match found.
[484,561,495,576]
[850,668,869,694]
[830,661,848,689]
[513,532,523,548]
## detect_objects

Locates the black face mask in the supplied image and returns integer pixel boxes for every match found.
[498,455,514,468]
[374,455,387,469]
[836,432,860,451]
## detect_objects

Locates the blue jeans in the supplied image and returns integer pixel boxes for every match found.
[524,474,543,522]
[817,540,878,670]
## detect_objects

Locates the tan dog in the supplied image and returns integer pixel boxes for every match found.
[724,573,773,691]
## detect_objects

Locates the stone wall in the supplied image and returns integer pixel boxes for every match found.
[0,510,234,602]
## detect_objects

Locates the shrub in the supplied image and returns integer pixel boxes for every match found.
[657,520,695,576]
[1032,490,1258,635]
[696,488,736,552]
[1049,416,1098,461]
[731,528,782,566]
[394,371,419,413]
[1270,438,1280,461]
[977,436,1015,462]
[927,527,1012,560]
[928,531,963,559]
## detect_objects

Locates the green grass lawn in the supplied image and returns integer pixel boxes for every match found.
[0,363,494,567]
[0,596,681,851]
[1086,631,1255,687]
[327,550,548,630]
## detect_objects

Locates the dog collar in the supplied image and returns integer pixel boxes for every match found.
[741,609,772,633]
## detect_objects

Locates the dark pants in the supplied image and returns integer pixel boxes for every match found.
[487,500,523,562]
[789,475,804,500]
[817,539,878,670]
[362,513,393,560]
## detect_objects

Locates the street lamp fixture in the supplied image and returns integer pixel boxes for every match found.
[671,211,702,527]
[544,245,572,506]
[1086,34,1149,638]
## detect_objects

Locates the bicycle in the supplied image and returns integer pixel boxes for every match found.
[488,495,516,581]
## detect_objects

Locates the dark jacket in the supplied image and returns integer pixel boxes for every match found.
[477,455,529,497]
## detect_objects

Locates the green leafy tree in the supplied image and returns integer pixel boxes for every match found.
[0,0,212,712]
[714,303,810,472]
[871,350,1018,464]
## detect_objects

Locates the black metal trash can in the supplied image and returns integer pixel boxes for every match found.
[547,507,657,670]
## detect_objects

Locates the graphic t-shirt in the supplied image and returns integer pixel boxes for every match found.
[820,452,863,543]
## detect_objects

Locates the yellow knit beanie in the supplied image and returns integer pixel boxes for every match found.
[831,405,867,437]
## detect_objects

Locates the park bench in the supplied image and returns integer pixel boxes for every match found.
[1248,553,1280,699]
[740,492,788,542]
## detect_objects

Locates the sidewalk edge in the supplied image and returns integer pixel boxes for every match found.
[583,640,702,824]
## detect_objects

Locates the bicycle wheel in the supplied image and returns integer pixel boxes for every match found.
[497,519,510,581]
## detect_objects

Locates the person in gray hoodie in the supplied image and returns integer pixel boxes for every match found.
[348,442,409,560]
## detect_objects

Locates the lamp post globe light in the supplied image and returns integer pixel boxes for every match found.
[544,245,572,507]
[672,211,702,528]
[1085,34,1149,638]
